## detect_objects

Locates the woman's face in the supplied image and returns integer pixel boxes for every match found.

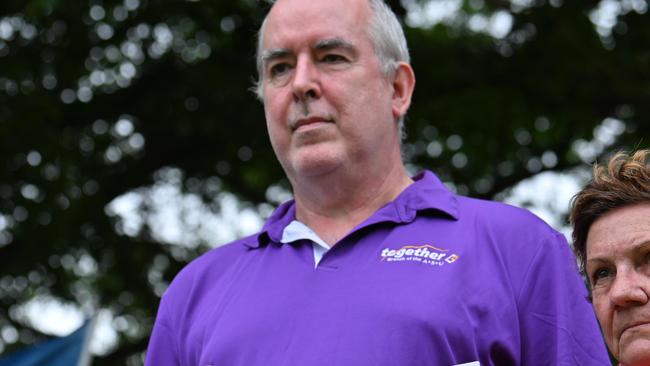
[586,203,650,365]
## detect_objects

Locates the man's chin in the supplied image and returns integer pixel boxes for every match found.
[293,162,341,179]
[283,142,343,178]
[287,153,344,179]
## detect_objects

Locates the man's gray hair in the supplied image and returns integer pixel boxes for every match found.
[253,0,410,100]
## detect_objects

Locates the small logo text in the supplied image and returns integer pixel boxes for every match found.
[380,244,459,267]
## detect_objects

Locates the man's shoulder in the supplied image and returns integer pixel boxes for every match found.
[164,233,260,296]
[455,195,560,238]
[153,232,263,339]
[193,233,259,267]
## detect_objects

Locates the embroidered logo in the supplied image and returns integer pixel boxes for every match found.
[380,244,459,266]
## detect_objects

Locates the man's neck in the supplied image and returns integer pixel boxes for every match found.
[291,164,413,246]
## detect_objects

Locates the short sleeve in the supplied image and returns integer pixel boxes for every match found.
[516,232,611,365]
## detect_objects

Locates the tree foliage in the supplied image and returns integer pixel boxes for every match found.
[0,0,647,364]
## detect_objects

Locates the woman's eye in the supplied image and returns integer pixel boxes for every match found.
[592,268,611,284]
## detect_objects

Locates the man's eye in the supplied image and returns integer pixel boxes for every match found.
[269,63,291,77]
[321,54,346,63]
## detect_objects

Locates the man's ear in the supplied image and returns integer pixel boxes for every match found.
[391,62,416,121]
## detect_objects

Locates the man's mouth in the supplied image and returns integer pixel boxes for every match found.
[291,116,334,132]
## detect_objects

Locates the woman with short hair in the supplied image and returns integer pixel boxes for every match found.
[570,149,650,366]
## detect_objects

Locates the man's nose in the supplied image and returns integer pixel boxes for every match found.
[291,57,321,102]
[610,268,649,308]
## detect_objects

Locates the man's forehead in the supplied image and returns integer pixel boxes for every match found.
[263,0,369,38]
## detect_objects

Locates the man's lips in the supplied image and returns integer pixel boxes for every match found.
[291,117,333,131]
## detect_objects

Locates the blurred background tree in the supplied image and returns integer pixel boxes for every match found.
[0,0,647,364]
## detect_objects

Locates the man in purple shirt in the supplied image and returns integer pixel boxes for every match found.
[145,0,611,364]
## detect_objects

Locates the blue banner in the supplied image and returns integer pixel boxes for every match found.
[0,319,93,366]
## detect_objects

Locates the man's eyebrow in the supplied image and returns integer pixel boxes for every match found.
[632,240,650,256]
[261,48,291,65]
[261,39,355,65]
[313,38,355,52]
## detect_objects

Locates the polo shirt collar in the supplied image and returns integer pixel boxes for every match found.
[248,170,458,248]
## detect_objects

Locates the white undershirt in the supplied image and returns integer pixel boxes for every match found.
[280,220,331,267]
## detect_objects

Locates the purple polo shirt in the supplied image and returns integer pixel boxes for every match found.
[145,171,610,366]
